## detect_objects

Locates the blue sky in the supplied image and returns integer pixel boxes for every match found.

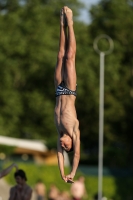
[78,0,100,24]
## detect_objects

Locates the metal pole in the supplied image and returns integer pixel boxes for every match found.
[98,52,105,200]
[93,34,114,200]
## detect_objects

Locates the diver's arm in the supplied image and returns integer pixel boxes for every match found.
[65,128,80,182]
[70,129,80,178]
[57,136,67,182]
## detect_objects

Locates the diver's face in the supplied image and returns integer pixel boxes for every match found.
[60,135,72,151]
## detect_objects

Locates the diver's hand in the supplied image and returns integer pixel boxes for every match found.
[65,174,74,183]
[62,175,68,183]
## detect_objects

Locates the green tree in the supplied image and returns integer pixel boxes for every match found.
[88,0,133,167]
[0,0,133,174]
[0,0,83,144]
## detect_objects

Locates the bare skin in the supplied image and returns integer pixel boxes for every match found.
[54,6,80,183]
[35,180,46,197]
[9,176,32,200]
[0,163,18,178]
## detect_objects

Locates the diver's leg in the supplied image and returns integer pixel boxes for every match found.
[64,6,76,91]
[54,8,67,89]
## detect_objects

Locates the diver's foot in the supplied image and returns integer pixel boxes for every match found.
[60,8,66,27]
[64,6,73,26]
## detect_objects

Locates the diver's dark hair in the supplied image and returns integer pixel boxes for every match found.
[14,169,27,181]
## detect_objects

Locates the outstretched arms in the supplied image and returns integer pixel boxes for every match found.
[57,129,80,183]
[0,163,18,178]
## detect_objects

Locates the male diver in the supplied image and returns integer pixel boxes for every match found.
[54,6,80,183]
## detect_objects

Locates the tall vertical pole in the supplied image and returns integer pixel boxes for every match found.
[98,52,105,200]
[93,34,114,200]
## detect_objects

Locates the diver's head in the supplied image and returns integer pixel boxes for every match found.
[60,134,73,152]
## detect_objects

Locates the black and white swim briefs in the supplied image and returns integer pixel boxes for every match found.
[55,81,77,97]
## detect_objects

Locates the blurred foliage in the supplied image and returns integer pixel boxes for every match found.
[0,145,15,155]
[0,0,133,169]
[88,0,133,167]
